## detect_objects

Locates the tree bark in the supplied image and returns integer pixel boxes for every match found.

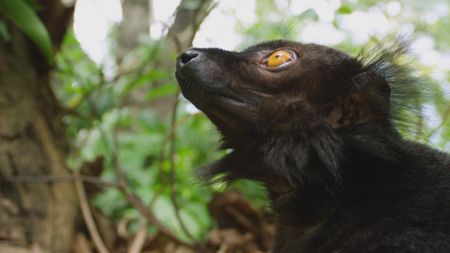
[166,0,214,53]
[150,0,214,115]
[0,3,76,253]
[117,0,151,62]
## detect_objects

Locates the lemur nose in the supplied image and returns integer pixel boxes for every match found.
[178,49,200,66]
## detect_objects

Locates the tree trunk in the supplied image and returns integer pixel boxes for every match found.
[117,0,151,62]
[0,3,76,253]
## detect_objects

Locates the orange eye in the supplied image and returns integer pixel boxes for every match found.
[266,50,294,67]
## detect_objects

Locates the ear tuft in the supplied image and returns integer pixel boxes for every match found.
[329,37,427,130]
[355,37,426,132]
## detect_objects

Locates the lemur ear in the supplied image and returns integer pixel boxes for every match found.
[328,72,390,128]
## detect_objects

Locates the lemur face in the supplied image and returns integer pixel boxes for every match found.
[176,40,390,144]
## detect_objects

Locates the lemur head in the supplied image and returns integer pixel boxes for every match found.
[175,40,421,186]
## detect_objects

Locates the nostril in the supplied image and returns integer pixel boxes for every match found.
[179,50,199,65]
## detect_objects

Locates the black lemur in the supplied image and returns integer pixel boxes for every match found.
[175,40,450,253]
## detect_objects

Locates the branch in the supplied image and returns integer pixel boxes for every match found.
[167,91,195,241]
[83,92,192,247]
[166,0,215,52]
[190,0,219,43]
[127,221,148,253]
[424,106,450,141]
[106,127,193,247]
[1,174,118,188]
[74,170,111,253]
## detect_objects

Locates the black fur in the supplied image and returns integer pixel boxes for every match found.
[175,40,450,253]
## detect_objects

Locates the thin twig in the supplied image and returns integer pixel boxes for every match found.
[217,244,228,253]
[106,127,192,247]
[2,174,118,188]
[167,91,195,241]
[84,92,191,247]
[74,170,111,253]
[127,220,148,253]
[424,106,450,141]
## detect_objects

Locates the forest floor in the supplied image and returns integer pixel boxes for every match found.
[74,191,274,253]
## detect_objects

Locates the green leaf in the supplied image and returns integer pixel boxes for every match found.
[337,3,353,15]
[181,0,201,10]
[0,0,53,61]
[297,8,319,21]
[145,82,178,100]
[119,69,171,97]
[0,21,10,41]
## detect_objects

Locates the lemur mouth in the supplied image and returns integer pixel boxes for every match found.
[175,71,254,134]
[213,91,246,107]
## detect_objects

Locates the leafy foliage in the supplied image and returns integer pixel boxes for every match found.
[0,0,53,60]
[53,30,225,240]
